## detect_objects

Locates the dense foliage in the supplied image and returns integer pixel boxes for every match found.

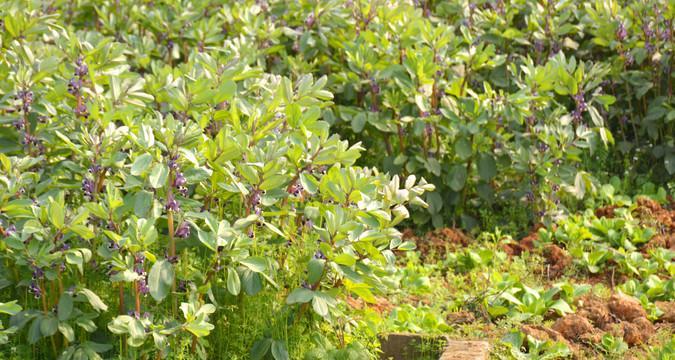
[0,0,673,359]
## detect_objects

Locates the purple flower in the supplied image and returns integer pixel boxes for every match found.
[82,178,95,199]
[28,281,42,299]
[551,184,560,192]
[288,183,303,197]
[425,123,433,137]
[370,80,380,95]
[616,22,627,41]
[17,90,34,112]
[573,92,587,113]
[534,39,545,53]
[572,109,583,123]
[75,56,88,77]
[75,103,89,118]
[5,224,16,236]
[661,20,672,40]
[134,252,146,265]
[250,191,261,206]
[88,164,102,174]
[525,191,535,203]
[32,266,44,280]
[167,155,180,170]
[643,23,655,39]
[68,78,82,95]
[165,193,180,212]
[175,221,190,238]
[622,51,634,66]
[60,243,71,251]
[645,41,655,54]
[313,250,326,260]
[173,172,186,187]
[305,14,315,28]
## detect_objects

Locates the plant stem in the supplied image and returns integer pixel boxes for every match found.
[40,280,58,357]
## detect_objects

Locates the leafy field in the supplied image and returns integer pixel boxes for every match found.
[0,1,673,359]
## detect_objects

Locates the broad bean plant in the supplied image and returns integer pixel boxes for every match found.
[0,3,432,358]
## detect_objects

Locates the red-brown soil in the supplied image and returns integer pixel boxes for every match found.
[446,311,476,325]
[607,293,647,321]
[655,301,675,323]
[633,197,675,230]
[552,314,596,342]
[345,295,394,315]
[502,224,544,256]
[403,227,471,259]
[595,205,618,219]
[542,244,571,278]
[526,293,659,350]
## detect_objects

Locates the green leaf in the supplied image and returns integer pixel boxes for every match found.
[549,299,573,315]
[271,340,290,360]
[307,258,324,284]
[65,251,85,274]
[215,80,237,103]
[240,257,267,273]
[69,224,95,240]
[131,153,153,176]
[300,173,319,194]
[0,301,22,315]
[40,316,58,337]
[477,153,497,180]
[133,191,153,217]
[138,124,155,148]
[311,295,329,317]
[286,288,314,304]
[129,318,146,340]
[260,175,286,191]
[333,253,356,266]
[227,267,241,295]
[454,138,472,160]
[447,164,468,191]
[185,321,214,338]
[251,338,272,360]
[148,163,168,188]
[352,113,367,133]
[79,289,108,312]
[58,323,75,342]
[28,318,42,344]
[148,260,174,302]
[58,293,73,321]
[49,200,65,230]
